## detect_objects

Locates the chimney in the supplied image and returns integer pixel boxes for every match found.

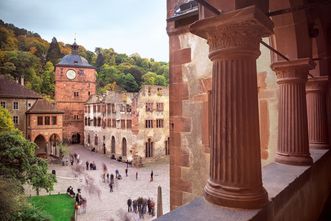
[20,76,24,86]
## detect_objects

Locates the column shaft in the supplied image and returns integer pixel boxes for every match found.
[306,76,329,149]
[190,6,273,209]
[271,59,314,165]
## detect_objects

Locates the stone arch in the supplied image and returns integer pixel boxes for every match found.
[269,0,313,61]
[122,137,127,157]
[145,138,154,158]
[49,133,61,157]
[72,133,80,144]
[111,136,116,154]
[34,134,47,157]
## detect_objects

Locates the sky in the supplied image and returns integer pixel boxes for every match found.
[0,0,169,62]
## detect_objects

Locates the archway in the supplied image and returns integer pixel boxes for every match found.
[111,136,116,154]
[122,138,127,157]
[72,133,80,144]
[34,135,47,157]
[145,138,154,158]
[49,134,61,157]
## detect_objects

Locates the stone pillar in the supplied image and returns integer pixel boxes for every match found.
[306,76,329,149]
[157,186,163,217]
[271,59,315,165]
[190,6,273,209]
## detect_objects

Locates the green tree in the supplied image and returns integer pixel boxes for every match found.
[41,61,55,96]
[142,71,157,85]
[0,106,15,132]
[0,130,56,190]
[46,37,62,65]
[117,73,139,92]
[155,74,167,86]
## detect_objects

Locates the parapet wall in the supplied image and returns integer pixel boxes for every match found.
[157,149,331,221]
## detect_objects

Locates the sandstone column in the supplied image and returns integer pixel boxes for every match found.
[190,6,273,209]
[306,76,329,149]
[271,59,314,165]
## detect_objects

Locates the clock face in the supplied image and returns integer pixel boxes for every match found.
[66,70,76,80]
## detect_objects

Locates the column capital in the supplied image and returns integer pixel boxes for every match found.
[190,6,273,60]
[271,58,315,84]
[306,76,329,93]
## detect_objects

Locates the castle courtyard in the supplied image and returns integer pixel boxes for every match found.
[25,145,170,221]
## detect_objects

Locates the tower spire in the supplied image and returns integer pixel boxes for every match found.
[71,34,79,55]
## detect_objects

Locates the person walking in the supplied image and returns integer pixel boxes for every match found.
[125,168,128,177]
[150,170,154,182]
[133,200,138,213]
[115,169,119,179]
[86,161,89,170]
[109,182,113,192]
[127,198,132,212]
[136,171,138,180]
[110,173,114,184]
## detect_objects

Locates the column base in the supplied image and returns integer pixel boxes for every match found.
[204,180,268,209]
[275,152,313,166]
[309,143,329,149]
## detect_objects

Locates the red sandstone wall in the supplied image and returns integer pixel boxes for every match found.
[55,66,96,143]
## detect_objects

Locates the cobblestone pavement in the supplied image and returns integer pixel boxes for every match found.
[26,145,170,221]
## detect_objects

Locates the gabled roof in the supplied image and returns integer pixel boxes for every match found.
[0,75,42,99]
[26,99,64,114]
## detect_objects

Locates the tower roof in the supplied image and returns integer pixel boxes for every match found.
[56,41,95,69]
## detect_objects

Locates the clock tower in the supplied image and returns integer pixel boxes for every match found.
[55,41,96,144]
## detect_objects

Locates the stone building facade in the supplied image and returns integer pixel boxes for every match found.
[55,42,96,144]
[84,85,169,162]
[0,76,64,157]
[167,0,330,211]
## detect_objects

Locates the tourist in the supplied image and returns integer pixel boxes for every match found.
[106,173,110,183]
[89,162,93,170]
[125,168,128,177]
[92,161,96,170]
[127,198,132,212]
[75,188,82,205]
[150,170,153,182]
[136,171,138,180]
[115,169,119,178]
[67,186,75,198]
[132,200,138,213]
[109,182,113,192]
[86,161,89,170]
[147,198,151,215]
[110,173,114,184]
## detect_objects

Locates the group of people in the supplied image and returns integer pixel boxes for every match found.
[67,187,87,213]
[86,161,97,170]
[127,197,155,219]
[70,153,80,165]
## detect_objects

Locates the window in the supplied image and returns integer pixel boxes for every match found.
[13,116,19,125]
[73,115,79,120]
[156,103,164,112]
[145,138,153,158]
[120,104,125,112]
[37,116,43,125]
[94,136,98,145]
[93,105,96,113]
[88,105,91,113]
[97,105,101,113]
[97,117,101,127]
[13,102,19,110]
[145,120,153,128]
[165,138,170,155]
[121,120,125,129]
[85,117,88,126]
[28,103,32,108]
[146,103,153,112]
[107,119,111,127]
[112,119,116,128]
[148,87,152,96]
[126,105,131,112]
[127,120,132,129]
[0,101,6,108]
[45,116,50,125]
[93,117,97,126]
[87,134,90,144]
[74,92,79,97]
[102,104,106,113]
[156,119,164,128]
[88,117,91,126]
[52,116,57,125]
[107,104,111,114]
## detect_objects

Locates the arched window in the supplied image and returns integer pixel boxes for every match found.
[145,138,154,158]
[122,138,127,156]
[111,136,116,154]
[87,134,90,144]
[93,117,97,126]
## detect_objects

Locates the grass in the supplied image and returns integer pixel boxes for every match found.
[29,194,75,221]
